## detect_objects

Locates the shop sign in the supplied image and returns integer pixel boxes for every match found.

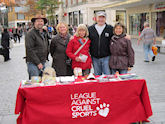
[155,2,165,10]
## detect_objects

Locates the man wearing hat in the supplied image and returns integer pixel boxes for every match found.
[25,14,49,79]
[88,11,114,75]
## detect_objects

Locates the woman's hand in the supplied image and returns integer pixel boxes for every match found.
[75,57,82,62]
[128,67,132,71]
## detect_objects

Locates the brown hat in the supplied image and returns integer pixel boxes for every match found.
[31,14,47,24]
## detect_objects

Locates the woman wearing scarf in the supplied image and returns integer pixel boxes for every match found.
[66,24,92,76]
[50,22,73,76]
[109,23,134,74]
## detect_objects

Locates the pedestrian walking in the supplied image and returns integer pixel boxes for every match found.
[138,21,156,62]
[109,23,134,74]
[50,22,73,76]
[66,24,92,76]
[88,11,114,75]
[1,28,11,62]
[25,14,49,79]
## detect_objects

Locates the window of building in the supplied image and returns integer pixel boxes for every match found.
[73,0,76,5]
[69,12,73,25]
[17,13,25,20]
[79,11,83,24]
[151,11,165,37]
[129,13,149,35]
[73,11,78,26]
[116,10,126,26]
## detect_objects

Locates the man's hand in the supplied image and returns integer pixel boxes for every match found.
[125,35,131,40]
[37,63,43,70]
[75,57,82,62]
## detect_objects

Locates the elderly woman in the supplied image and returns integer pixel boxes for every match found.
[50,22,73,76]
[66,24,92,76]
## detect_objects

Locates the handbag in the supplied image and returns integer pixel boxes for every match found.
[152,46,158,55]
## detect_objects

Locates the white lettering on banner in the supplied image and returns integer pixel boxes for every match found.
[70,92,110,118]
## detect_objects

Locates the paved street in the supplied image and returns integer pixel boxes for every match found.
[0,37,165,124]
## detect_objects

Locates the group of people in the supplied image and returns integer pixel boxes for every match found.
[25,11,136,79]
[0,26,24,62]
[9,27,23,43]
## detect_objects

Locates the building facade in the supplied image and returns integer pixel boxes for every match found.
[7,0,36,28]
[126,2,165,40]
[55,0,118,26]
[56,0,165,40]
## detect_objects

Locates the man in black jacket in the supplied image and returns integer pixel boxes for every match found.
[88,11,113,75]
[25,14,48,79]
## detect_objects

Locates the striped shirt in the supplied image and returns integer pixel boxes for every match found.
[140,27,156,44]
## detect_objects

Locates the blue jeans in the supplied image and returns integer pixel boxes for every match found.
[92,56,110,75]
[27,62,45,80]
[143,44,154,61]
[111,69,128,75]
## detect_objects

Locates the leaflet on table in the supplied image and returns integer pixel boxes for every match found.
[118,74,141,80]
[21,76,76,88]
[20,73,141,88]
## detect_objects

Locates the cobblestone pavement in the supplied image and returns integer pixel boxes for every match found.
[0,37,165,124]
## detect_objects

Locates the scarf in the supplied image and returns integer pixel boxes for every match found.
[111,33,126,42]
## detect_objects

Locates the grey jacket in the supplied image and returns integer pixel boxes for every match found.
[25,28,49,65]
[109,34,134,70]
[50,34,73,76]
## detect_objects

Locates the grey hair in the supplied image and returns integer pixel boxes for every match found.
[144,21,149,27]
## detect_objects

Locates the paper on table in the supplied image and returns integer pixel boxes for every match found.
[60,76,75,82]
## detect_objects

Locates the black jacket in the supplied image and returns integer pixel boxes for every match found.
[1,32,10,49]
[25,28,49,65]
[88,24,113,58]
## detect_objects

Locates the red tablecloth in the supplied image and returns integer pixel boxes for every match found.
[15,79,152,124]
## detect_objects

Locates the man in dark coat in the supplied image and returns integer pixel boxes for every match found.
[1,28,11,62]
[88,11,113,75]
[25,14,49,79]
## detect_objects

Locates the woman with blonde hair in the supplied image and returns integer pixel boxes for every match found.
[50,22,73,76]
[66,24,92,76]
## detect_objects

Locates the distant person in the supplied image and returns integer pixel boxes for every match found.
[48,25,53,38]
[66,24,92,76]
[138,21,156,62]
[50,22,73,76]
[109,23,134,74]
[53,25,57,35]
[43,25,51,61]
[68,25,74,35]
[25,14,49,79]
[1,28,11,62]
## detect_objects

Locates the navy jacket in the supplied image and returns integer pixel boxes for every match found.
[88,24,113,58]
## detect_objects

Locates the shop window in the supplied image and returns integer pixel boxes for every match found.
[151,11,165,37]
[17,14,25,20]
[129,13,149,35]
[73,11,78,26]
[116,11,126,26]
[79,11,83,24]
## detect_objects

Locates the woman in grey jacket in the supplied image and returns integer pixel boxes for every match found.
[50,22,73,76]
[109,23,134,74]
